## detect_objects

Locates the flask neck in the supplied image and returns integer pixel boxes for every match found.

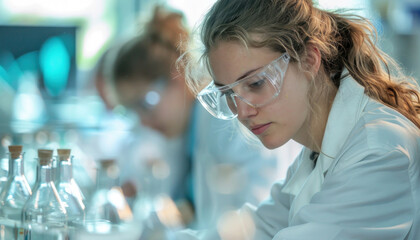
[58,160,73,183]
[8,156,24,177]
[97,169,118,190]
[36,164,53,184]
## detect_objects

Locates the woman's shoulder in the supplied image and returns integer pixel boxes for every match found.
[331,99,420,171]
[359,99,420,149]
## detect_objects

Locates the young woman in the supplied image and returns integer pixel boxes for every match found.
[181,0,420,239]
[110,6,297,231]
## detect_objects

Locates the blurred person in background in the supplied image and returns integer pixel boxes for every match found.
[82,45,171,207]
[110,5,301,233]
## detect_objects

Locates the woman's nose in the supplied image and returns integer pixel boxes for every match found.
[235,98,258,120]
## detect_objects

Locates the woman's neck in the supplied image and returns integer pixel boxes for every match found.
[295,77,338,153]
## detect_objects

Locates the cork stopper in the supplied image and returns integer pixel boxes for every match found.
[57,149,71,161]
[100,159,116,169]
[38,149,53,166]
[99,159,119,179]
[8,145,23,159]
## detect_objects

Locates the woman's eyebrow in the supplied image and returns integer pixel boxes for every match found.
[236,67,260,81]
[214,66,262,86]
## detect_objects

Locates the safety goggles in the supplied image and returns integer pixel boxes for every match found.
[197,53,290,120]
[125,78,167,114]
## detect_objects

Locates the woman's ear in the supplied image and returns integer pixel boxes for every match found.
[304,44,321,76]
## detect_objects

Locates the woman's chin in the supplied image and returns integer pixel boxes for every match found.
[259,135,287,150]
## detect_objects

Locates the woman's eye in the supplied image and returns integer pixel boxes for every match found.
[248,79,266,89]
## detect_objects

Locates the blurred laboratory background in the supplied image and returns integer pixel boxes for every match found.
[0,0,419,238]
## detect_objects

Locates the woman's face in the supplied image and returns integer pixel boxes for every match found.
[116,72,194,138]
[208,41,311,149]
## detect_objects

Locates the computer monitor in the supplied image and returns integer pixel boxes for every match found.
[0,25,77,98]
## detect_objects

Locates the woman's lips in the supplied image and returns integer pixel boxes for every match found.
[250,123,271,135]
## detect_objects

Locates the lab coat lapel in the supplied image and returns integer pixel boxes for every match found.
[282,148,314,195]
[282,74,370,223]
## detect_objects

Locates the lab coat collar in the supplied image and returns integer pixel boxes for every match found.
[319,72,369,164]
[282,72,370,222]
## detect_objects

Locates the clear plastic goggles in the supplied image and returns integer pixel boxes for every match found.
[125,78,167,114]
[198,53,290,120]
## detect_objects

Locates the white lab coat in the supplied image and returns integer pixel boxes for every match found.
[175,74,420,239]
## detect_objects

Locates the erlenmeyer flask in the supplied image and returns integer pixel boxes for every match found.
[55,148,85,224]
[22,149,67,227]
[0,145,32,221]
[86,159,132,224]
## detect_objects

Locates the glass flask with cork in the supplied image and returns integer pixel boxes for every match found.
[22,149,67,228]
[0,145,32,221]
[55,148,85,224]
[86,159,132,225]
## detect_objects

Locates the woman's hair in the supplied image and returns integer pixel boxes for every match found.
[185,0,420,128]
[113,6,189,85]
